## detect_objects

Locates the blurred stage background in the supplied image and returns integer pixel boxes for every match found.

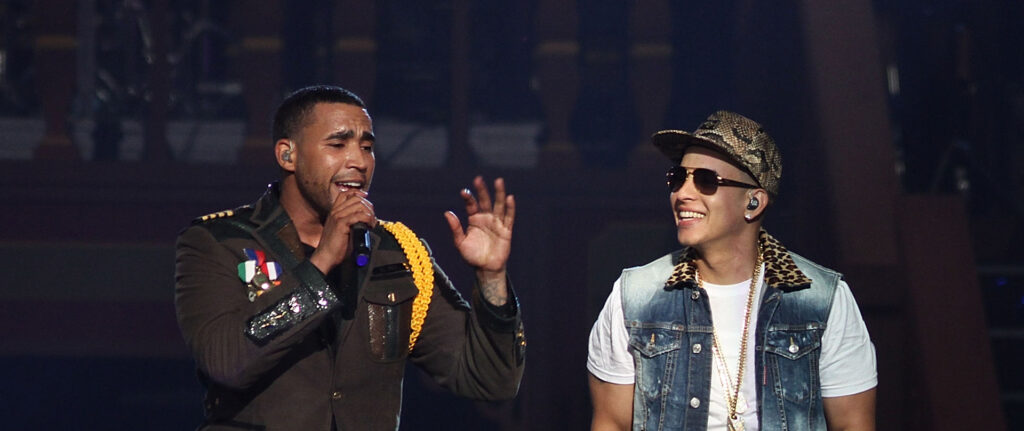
[0,0,1022,429]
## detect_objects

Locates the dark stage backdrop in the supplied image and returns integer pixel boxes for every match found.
[2,0,1023,429]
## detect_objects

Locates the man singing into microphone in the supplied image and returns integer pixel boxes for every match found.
[174,85,525,430]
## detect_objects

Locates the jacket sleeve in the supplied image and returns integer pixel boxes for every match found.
[174,224,338,390]
[407,255,526,400]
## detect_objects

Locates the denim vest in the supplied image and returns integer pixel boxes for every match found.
[621,239,839,431]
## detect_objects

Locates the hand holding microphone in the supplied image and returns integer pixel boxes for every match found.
[310,190,375,275]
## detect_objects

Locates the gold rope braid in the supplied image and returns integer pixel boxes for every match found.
[378,220,434,352]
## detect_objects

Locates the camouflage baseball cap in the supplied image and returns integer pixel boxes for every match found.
[651,110,782,197]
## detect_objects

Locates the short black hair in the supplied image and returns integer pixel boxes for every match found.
[272,85,366,143]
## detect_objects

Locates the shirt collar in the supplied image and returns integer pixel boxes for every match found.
[664,229,813,291]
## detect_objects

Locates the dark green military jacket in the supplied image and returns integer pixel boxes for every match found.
[174,183,525,430]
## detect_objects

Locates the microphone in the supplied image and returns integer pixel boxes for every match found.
[352,222,371,267]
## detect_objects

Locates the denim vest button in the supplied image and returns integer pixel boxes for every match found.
[690,291,700,300]
[689,397,701,408]
[692,343,702,354]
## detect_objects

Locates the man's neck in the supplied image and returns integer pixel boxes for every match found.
[693,230,761,285]
[279,176,324,247]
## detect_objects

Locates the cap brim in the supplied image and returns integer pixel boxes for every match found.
[651,130,725,164]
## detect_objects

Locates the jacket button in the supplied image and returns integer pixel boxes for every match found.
[690,291,700,300]
[689,397,701,408]
[692,343,702,354]
[331,391,343,400]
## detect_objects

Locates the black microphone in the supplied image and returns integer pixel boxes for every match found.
[352,222,371,267]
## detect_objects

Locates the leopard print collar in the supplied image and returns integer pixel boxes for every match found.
[664,229,813,291]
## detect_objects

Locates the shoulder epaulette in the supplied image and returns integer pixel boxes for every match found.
[192,205,253,225]
[195,209,234,223]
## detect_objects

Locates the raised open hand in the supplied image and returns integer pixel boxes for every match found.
[444,176,515,274]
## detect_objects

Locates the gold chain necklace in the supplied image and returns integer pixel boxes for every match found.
[699,249,762,431]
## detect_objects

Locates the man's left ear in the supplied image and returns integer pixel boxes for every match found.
[744,189,769,222]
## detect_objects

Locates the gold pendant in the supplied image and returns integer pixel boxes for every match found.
[728,415,745,431]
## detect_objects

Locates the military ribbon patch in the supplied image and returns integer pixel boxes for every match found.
[238,248,283,302]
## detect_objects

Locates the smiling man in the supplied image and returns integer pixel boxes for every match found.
[587,111,877,431]
[175,85,525,430]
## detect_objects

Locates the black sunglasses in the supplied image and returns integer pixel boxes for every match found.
[666,166,759,194]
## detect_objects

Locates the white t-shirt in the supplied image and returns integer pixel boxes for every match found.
[587,263,877,430]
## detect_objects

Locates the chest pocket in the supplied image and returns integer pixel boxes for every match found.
[764,326,821,360]
[627,323,684,357]
[627,323,685,402]
[363,276,419,362]
[764,326,823,404]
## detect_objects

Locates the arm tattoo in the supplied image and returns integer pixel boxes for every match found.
[479,278,508,307]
